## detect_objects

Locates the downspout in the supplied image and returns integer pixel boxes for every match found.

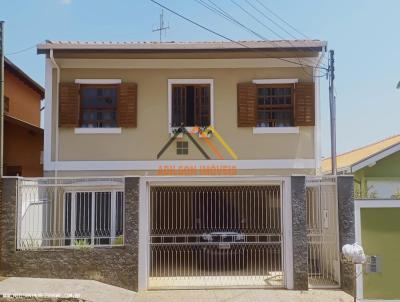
[49,49,60,178]
[314,48,326,175]
[49,49,60,242]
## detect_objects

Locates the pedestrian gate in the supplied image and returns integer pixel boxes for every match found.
[306,176,340,287]
[149,185,284,289]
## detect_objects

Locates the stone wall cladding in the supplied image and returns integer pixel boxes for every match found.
[291,176,308,290]
[0,177,139,291]
[337,175,355,295]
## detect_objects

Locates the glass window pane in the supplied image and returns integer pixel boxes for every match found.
[81,87,118,128]
[75,192,92,245]
[256,86,293,127]
[95,192,111,245]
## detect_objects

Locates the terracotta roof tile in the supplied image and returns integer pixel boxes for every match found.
[322,135,400,173]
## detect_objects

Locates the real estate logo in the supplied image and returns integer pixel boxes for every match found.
[156,126,238,176]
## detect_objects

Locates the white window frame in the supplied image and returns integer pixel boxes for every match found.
[75,79,122,85]
[252,79,298,85]
[74,128,122,135]
[167,79,214,134]
[253,127,299,134]
[251,79,299,134]
[63,189,124,248]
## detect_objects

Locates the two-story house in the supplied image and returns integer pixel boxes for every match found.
[38,40,325,177]
[3,57,44,176]
[5,40,337,291]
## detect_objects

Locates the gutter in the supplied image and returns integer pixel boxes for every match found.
[49,49,60,178]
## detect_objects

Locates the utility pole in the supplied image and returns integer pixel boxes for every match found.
[0,21,4,176]
[328,50,337,175]
[153,9,169,42]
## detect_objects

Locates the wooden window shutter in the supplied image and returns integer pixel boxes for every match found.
[59,83,80,127]
[237,82,257,127]
[294,83,315,126]
[118,83,137,128]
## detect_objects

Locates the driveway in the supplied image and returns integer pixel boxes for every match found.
[0,277,353,302]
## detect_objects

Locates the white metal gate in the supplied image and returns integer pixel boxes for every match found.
[306,176,340,288]
[149,185,283,289]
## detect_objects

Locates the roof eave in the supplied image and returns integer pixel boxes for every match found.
[4,58,45,99]
[350,142,400,173]
[37,46,326,55]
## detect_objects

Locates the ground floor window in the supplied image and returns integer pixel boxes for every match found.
[64,190,124,247]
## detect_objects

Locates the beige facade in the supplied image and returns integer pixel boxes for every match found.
[43,43,325,176]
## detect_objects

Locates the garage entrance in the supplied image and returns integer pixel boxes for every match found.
[148,185,283,289]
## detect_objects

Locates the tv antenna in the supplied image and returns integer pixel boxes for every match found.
[153,9,169,42]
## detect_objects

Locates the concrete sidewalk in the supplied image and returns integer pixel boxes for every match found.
[0,277,353,302]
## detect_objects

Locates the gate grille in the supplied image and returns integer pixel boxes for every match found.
[149,185,283,289]
[306,176,340,288]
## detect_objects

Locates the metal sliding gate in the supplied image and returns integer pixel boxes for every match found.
[306,176,340,288]
[149,185,284,289]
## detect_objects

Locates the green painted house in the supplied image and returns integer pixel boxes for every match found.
[323,135,400,198]
[324,135,400,300]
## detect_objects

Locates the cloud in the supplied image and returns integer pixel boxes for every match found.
[60,0,72,5]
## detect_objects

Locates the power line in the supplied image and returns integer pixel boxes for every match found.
[194,0,257,36]
[255,0,309,39]
[252,0,329,67]
[195,0,274,43]
[246,0,298,40]
[229,0,325,75]
[243,0,328,68]
[203,0,326,77]
[231,0,287,44]
[5,44,36,56]
[198,0,327,75]
[150,0,326,71]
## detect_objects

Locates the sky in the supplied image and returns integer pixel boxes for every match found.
[1,0,399,158]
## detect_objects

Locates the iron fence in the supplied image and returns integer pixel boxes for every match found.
[17,177,125,250]
[306,176,340,288]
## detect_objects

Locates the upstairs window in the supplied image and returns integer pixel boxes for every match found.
[256,85,294,127]
[80,85,118,128]
[171,84,210,128]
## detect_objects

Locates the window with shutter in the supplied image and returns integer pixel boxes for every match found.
[238,82,315,128]
[59,82,138,129]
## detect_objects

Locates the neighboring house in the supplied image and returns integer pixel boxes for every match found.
[322,135,400,198]
[0,40,356,294]
[3,57,44,176]
[355,200,400,301]
[37,40,325,176]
